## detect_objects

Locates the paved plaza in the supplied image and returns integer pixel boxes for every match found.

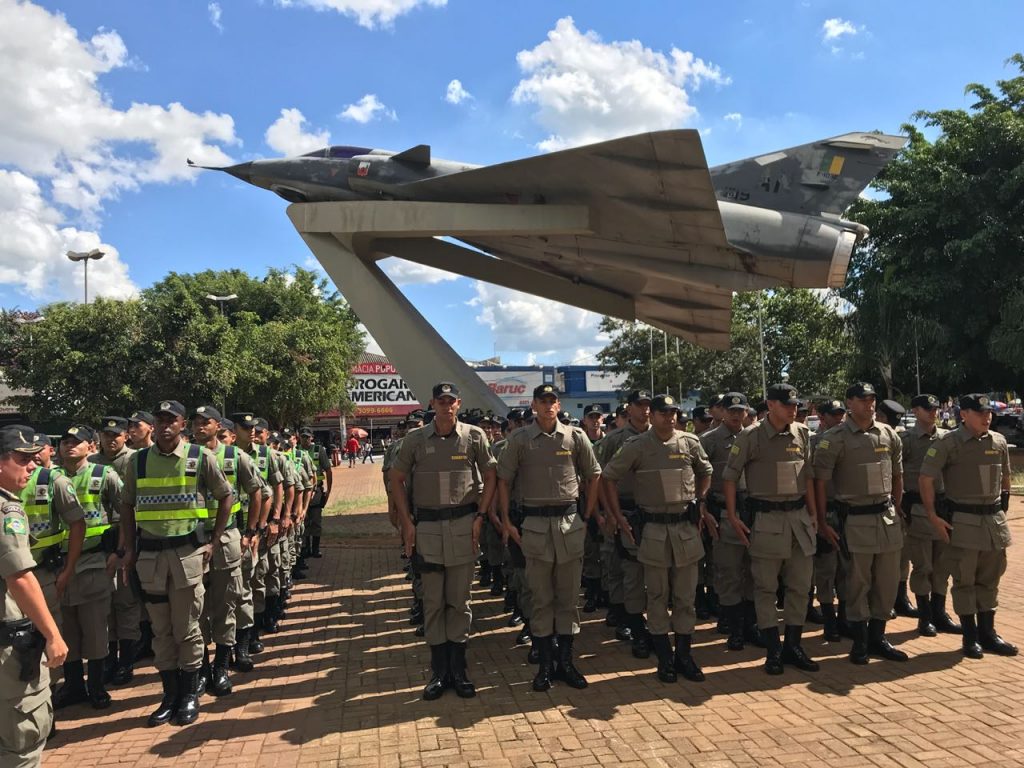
[44,464,1024,768]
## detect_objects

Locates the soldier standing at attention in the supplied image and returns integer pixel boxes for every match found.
[52,425,122,710]
[602,394,714,683]
[918,394,1017,659]
[809,401,849,642]
[300,428,332,559]
[901,394,960,636]
[0,424,69,768]
[115,401,233,727]
[580,404,606,614]
[391,382,496,701]
[723,384,820,675]
[498,384,601,691]
[812,383,907,665]
[127,411,154,450]
[877,399,917,620]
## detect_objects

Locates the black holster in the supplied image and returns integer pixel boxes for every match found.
[7,621,45,683]
[410,548,444,575]
[37,545,64,573]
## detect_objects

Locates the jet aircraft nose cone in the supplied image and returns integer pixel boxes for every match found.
[221,161,254,183]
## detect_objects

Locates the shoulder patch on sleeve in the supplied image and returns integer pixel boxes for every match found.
[729,444,741,454]
[3,511,26,535]
[818,440,830,451]
[926,447,937,457]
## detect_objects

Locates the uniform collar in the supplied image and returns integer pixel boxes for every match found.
[910,423,937,438]
[153,439,188,458]
[0,487,18,502]
[527,420,568,439]
[954,424,990,442]
[425,420,462,439]
[843,418,878,435]
[760,416,796,439]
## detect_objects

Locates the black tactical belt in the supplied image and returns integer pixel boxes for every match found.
[639,508,694,524]
[522,503,576,518]
[947,501,1001,515]
[837,501,889,516]
[137,529,206,551]
[32,544,64,572]
[414,504,476,523]
[618,497,636,510]
[0,619,32,646]
[746,497,805,512]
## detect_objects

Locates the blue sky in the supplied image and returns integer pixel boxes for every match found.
[2,0,1022,364]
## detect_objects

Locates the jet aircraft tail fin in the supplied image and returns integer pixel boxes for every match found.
[709,132,906,216]
[391,144,431,166]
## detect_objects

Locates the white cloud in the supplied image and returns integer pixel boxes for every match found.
[357,323,385,355]
[381,257,460,286]
[723,112,743,128]
[822,18,859,41]
[208,2,223,31]
[511,16,729,152]
[445,79,472,105]
[274,0,446,29]
[264,108,330,156]
[339,94,397,123]
[0,171,137,301]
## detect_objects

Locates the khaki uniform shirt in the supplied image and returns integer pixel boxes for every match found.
[723,418,816,558]
[919,426,1012,551]
[1,487,50,697]
[901,424,947,538]
[811,419,903,554]
[595,422,650,504]
[89,445,136,482]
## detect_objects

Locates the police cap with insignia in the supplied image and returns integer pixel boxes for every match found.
[432,382,460,399]
[300,427,314,437]
[709,393,725,408]
[128,410,154,426]
[959,393,995,413]
[533,383,559,399]
[583,403,605,418]
[507,408,525,421]
[692,405,712,421]
[878,399,906,422]
[191,404,223,421]
[845,382,877,399]
[281,427,295,438]
[32,432,51,449]
[396,420,408,430]
[0,424,44,455]
[62,424,96,443]
[100,416,128,434]
[253,417,270,432]
[722,392,748,410]
[219,419,235,431]
[557,410,571,424]
[627,389,652,404]
[818,399,847,416]
[269,431,282,442]
[766,383,799,404]
[154,400,187,418]
[910,394,941,410]
[230,412,256,427]
[651,394,682,412]
[614,404,627,417]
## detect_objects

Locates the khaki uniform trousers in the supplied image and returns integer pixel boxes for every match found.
[60,551,113,661]
[905,505,951,596]
[600,536,624,604]
[748,509,816,629]
[251,539,270,613]
[943,509,1013,616]
[714,520,754,606]
[618,510,646,614]
[200,528,243,646]
[415,514,476,645]
[639,521,704,635]
[305,504,323,538]
[235,544,257,630]
[521,508,586,637]
[0,681,51,768]
[265,537,282,597]
[842,508,904,622]
[134,540,206,672]
[813,507,847,603]
[108,569,141,642]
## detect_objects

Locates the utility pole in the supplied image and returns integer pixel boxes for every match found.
[204,293,239,412]
[757,292,768,399]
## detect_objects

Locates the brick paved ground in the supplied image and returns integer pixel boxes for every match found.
[45,467,1024,768]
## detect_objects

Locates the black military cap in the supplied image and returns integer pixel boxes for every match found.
[432,382,459,399]
[154,400,187,418]
[959,393,995,413]
[797,399,810,413]
[692,405,712,421]
[422,409,436,424]
[506,408,526,421]
[99,416,128,434]
[911,394,941,410]
[709,393,725,408]
[128,410,154,425]
[231,412,256,427]
[614,405,627,417]
[627,389,652,404]
[300,427,314,436]
[583,403,605,418]
[522,410,535,422]
[396,420,408,429]
[0,424,43,455]
[495,417,508,429]
[191,404,223,421]
[754,401,769,415]
[478,414,496,425]
[62,424,96,443]
[651,394,682,412]
[407,412,425,424]
[722,392,748,410]
[219,418,235,431]
[846,382,877,399]
[253,417,270,432]
[570,418,580,426]
[32,432,51,449]
[557,410,571,424]
[281,427,295,438]
[533,383,559,399]
[766,383,799,404]
[878,399,906,421]
[818,399,847,416]
[268,431,282,442]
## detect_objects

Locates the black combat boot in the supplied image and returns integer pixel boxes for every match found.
[136,620,155,660]
[263,596,280,633]
[837,601,854,639]
[651,634,677,683]
[605,601,621,627]
[147,669,179,727]
[448,642,476,698]
[532,635,554,692]
[781,625,819,671]
[478,559,492,587]
[250,619,265,654]
[210,644,233,696]
[916,594,936,637]
[112,639,135,685]
[555,634,588,689]
[867,618,909,661]
[763,627,784,675]
[821,603,841,642]
[87,658,112,709]
[893,580,918,618]
[977,610,1018,656]
[706,586,720,617]
[725,604,745,651]
[848,620,869,665]
[423,643,450,700]
[695,585,710,621]
[504,586,516,612]
[310,535,322,558]
[174,669,201,726]
[103,641,117,683]
[931,593,962,634]
[596,589,610,610]
[960,614,983,659]
[233,628,255,672]
[516,620,532,646]
[806,593,824,624]
[409,598,424,626]
[54,660,88,709]
[743,601,766,648]
[630,613,651,659]
[489,567,505,596]
[196,647,210,697]
[673,633,704,682]
[508,593,524,627]
[582,579,599,614]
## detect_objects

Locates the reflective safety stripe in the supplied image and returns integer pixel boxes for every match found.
[21,467,67,553]
[32,532,65,550]
[68,464,110,548]
[134,444,208,522]
[211,444,242,518]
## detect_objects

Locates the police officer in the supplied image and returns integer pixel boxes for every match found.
[813,383,907,665]
[809,400,849,641]
[901,394,960,636]
[498,383,601,691]
[390,382,496,700]
[260,427,296,633]
[127,411,154,450]
[701,393,758,650]
[494,410,534,648]
[300,428,332,559]
[115,400,233,727]
[475,416,506,595]
[0,424,68,768]
[580,404,605,613]
[602,394,714,683]
[918,393,1017,658]
[54,424,122,709]
[724,384,820,675]
[691,406,714,436]
[877,399,916,619]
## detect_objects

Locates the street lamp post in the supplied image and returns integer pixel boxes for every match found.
[66,249,105,304]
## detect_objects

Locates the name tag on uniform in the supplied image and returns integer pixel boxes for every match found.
[786,446,801,454]
[450,454,467,460]
[35,486,49,502]
[89,477,103,492]
[224,458,236,472]
[668,453,685,460]
[874,447,889,454]
[984,450,1000,455]
[258,458,268,470]
[425,447,435,455]
[185,457,199,473]
[555,450,571,456]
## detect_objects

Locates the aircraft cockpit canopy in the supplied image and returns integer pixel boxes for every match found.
[301,145,372,159]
